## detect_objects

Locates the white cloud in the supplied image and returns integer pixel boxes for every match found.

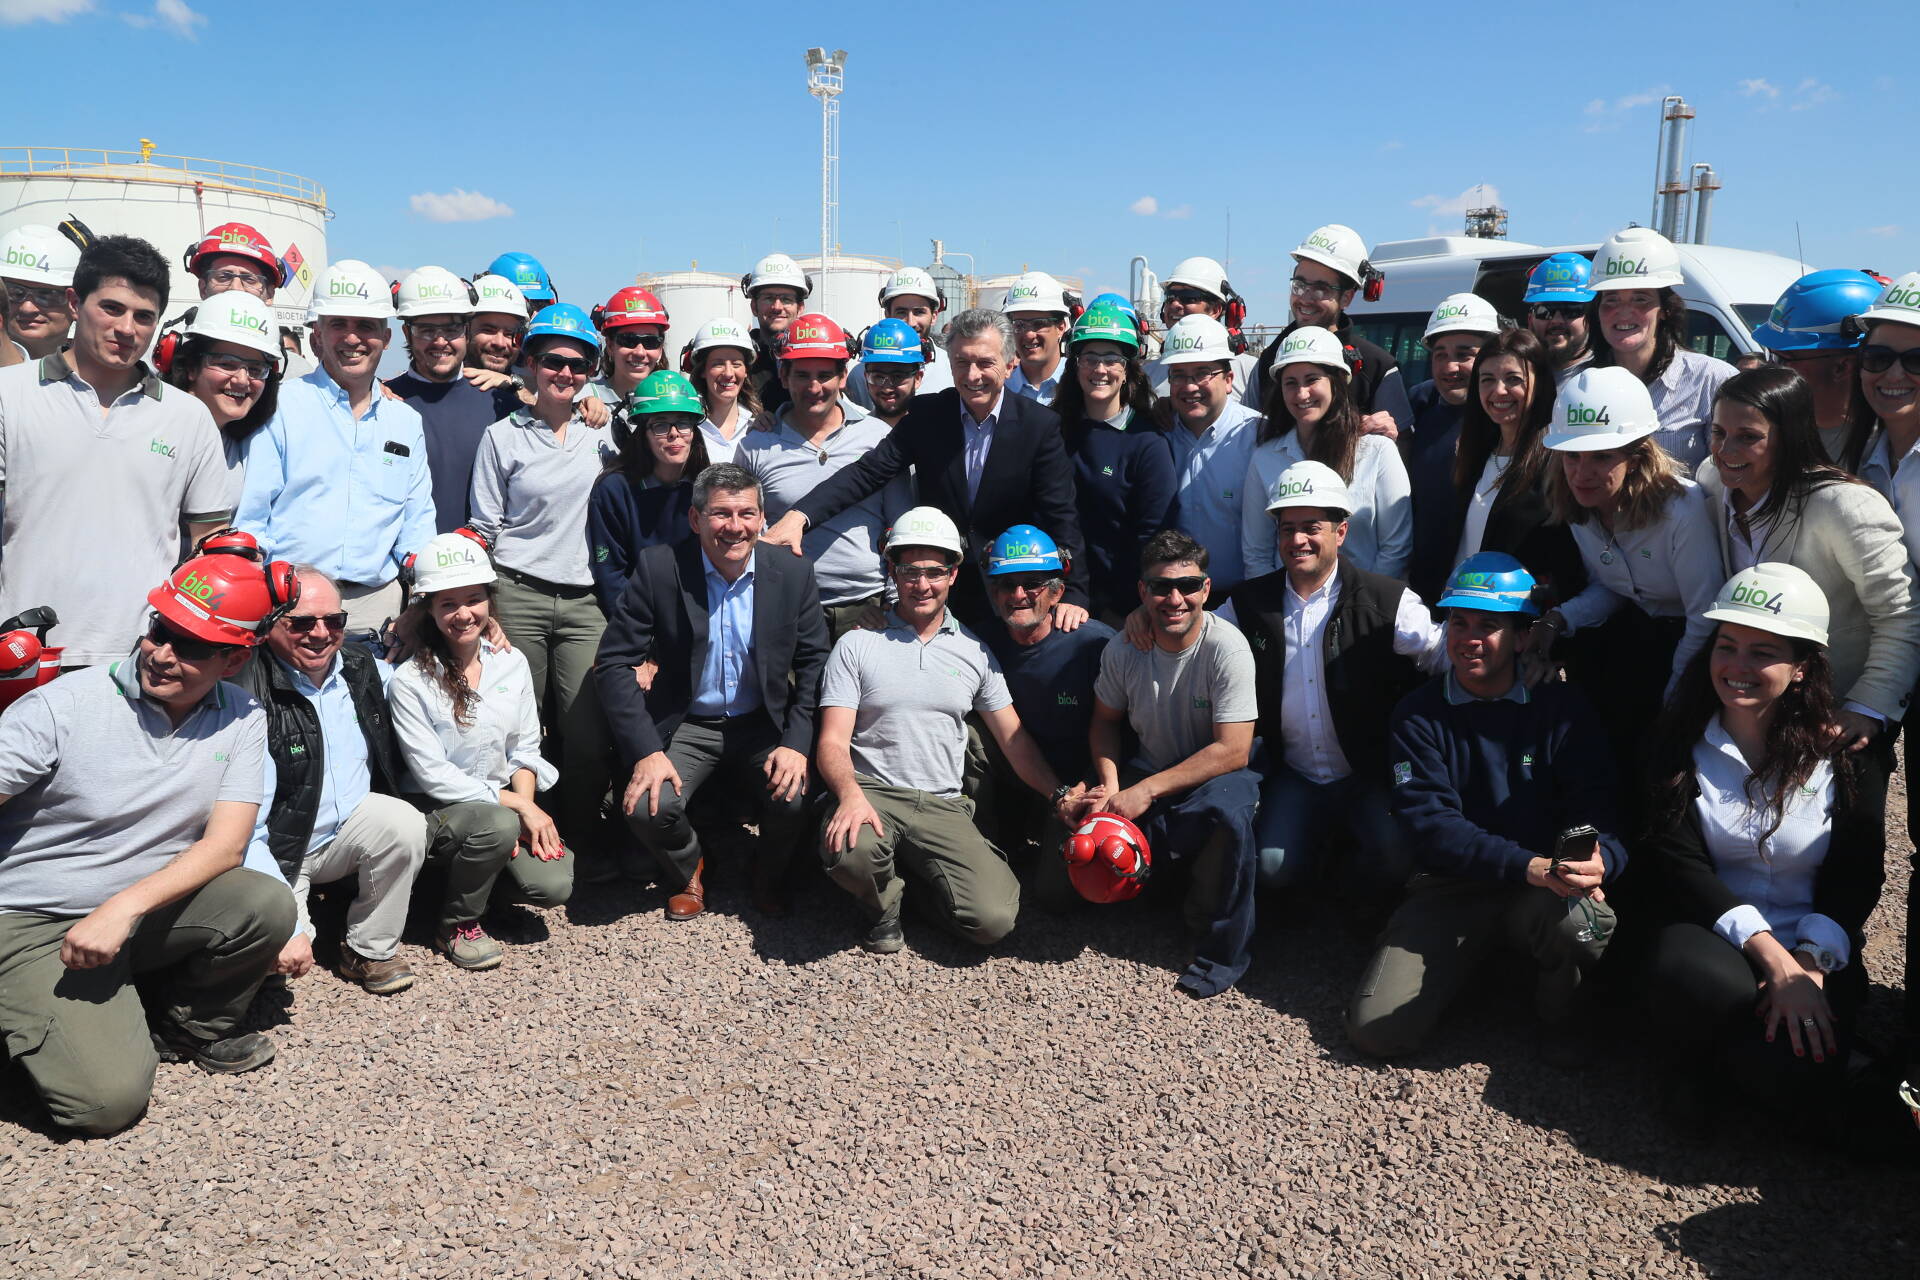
[1128,196,1158,217]
[123,0,205,37]
[1738,77,1779,99]
[1865,225,1902,239]
[1790,78,1835,110]
[1164,204,1193,220]
[0,0,92,23]
[408,189,515,223]
[1412,183,1502,218]
[1582,86,1668,132]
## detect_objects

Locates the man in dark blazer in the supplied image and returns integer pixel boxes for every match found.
[759,307,1090,635]
[594,462,831,919]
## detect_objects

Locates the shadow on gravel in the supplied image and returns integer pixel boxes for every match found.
[1659,1176,1919,1278]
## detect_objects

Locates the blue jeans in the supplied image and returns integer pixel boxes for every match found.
[1255,765,1408,901]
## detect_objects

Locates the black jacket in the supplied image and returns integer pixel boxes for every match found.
[790,386,1088,630]
[748,328,789,414]
[1229,557,1425,784]
[593,539,830,764]
[236,645,405,881]
[1406,452,1587,610]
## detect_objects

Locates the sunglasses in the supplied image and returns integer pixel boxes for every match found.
[1529,303,1584,322]
[611,331,664,350]
[644,419,695,436]
[537,353,594,375]
[1144,575,1207,596]
[989,574,1060,595]
[146,614,228,660]
[1859,345,1920,377]
[282,611,348,635]
[1164,289,1214,306]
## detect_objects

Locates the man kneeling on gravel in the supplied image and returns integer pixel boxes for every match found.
[816,507,1085,954]
[0,550,294,1135]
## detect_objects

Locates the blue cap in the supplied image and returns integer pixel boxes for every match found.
[860,317,925,365]
[1753,269,1884,352]
[487,251,554,302]
[986,525,1063,576]
[1435,551,1539,616]
[1523,253,1595,305]
[523,302,602,353]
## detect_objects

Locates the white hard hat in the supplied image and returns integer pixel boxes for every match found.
[1265,460,1352,519]
[689,315,754,357]
[308,259,394,320]
[1291,224,1369,287]
[395,266,474,319]
[1159,314,1235,365]
[1544,366,1661,451]
[411,532,497,596]
[1423,293,1503,343]
[0,224,80,288]
[880,266,943,308]
[183,291,283,363]
[744,253,811,300]
[1267,325,1348,376]
[1000,271,1069,316]
[471,273,529,318]
[1165,256,1230,301]
[1701,562,1829,647]
[1589,226,1684,292]
[884,505,965,558]
[1850,271,1920,331]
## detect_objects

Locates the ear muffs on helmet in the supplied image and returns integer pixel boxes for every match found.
[261,559,300,632]
[1064,288,1085,325]
[1360,262,1385,304]
[192,526,262,561]
[1222,282,1250,355]
[57,215,94,255]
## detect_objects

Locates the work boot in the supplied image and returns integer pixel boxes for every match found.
[152,1025,277,1075]
[337,946,415,995]
[437,921,504,971]
[861,912,905,954]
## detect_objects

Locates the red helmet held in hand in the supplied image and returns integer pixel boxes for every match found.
[1062,812,1152,904]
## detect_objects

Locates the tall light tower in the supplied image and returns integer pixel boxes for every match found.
[804,47,847,298]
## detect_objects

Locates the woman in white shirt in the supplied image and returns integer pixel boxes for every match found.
[1640,564,1883,1137]
[685,315,760,465]
[1242,325,1410,580]
[389,533,573,971]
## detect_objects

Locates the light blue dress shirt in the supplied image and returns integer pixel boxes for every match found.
[284,654,373,856]
[1006,362,1060,406]
[689,557,762,718]
[236,366,437,586]
[1166,399,1263,591]
[961,393,1002,504]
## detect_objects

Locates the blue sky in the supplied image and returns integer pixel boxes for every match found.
[5,0,1917,323]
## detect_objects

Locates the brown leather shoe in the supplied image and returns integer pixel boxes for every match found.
[338,946,415,995]
[665,859,705,920]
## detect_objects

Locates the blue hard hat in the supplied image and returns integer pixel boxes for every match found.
[1523,253,1596,305]
[486,251,555,302]
[986,525,1064,576]
[1436,551,1540,616]
[1088,291,1137,318]
[861,317,925,365]
[1752,269,1884,351]
[523,303,602,353]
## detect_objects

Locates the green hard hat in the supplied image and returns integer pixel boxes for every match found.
[1069,302,1140,352]
[629,369,705,416]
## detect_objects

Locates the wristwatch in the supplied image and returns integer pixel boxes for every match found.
[1792,942,1840,973]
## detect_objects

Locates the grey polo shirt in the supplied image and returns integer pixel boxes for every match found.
[0,352,231,666]
[1094,613,1258,773]
[468,408,619,587]
[819,610,1011,796]
[0,656,267,917]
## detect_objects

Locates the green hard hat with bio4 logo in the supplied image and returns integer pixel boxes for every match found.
[629,369,705,417]
[1069,302,1140,352]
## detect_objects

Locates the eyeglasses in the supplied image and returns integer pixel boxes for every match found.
[536,353,594,375]
[4,282,67,310]
[1529,303,1584,322]
[1164,289,1213,306]
[204,352,272,381]
[205,269,269,293]
[892,564,954,584]
[611,331,664,350]
[282,612,348,635]
[1289,277,1345,302]
[1144,575,1207,596]
[988,574,1060,595]
[1075,351,1126,368]
[1010,317,1061,333]
[408,321,466,343]
[864,366,921,385]
[1859,345,1920,376]
[1166,366,1225,387]
[145,614,227,660]
[644,419,695,436]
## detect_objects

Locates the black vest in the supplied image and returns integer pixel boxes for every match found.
[1229,557,1422,783]
[236,645,404,880]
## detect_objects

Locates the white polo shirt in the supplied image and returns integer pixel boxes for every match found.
[0,352,230,666]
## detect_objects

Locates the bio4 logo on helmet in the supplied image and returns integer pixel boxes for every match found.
[219,228,262,249]
[1281,334,1318,356]
[479,281,516,304]
[1168,329,1214,356]
[1601,255,1649,280]
[329,276,370,300]
[1885,282,1920,311]
[1272,477,1317,501]
[1005,284,1042,304]
[1540,260,1578,284]
[1306,232,1341,254]
[869,328,907,351]
[791,321,830,344]
[436,547,476,569]
[1565,403,1611,426]
[175,569,227,611]
[1434,302,1470,322]
[414,281,457,301]
[1728,580,1786,615]
[225,305,270,334]
[3,245,50,272]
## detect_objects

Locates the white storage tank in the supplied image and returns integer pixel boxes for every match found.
[637,269,751,367]
[796,252,898,337]
[0,143,330,334]
[974,270,1087,313]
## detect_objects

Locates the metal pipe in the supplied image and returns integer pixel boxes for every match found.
[1656,96,1694,241]
[1691,164,1720,246]
[1129,255,1155,317]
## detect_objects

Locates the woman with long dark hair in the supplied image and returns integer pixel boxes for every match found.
[388,533,573,971]
[163,289,283,502]
[586,368,709,614]
[1243,325,1410,580]
[685,315,761,465]
[1639,564,1884,1136]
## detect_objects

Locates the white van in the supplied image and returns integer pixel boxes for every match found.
[1345,235,1806,387]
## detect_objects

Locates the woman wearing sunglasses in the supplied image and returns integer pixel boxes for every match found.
[468,303,619,861]
[389,533,571,970]
[685,316,759,464]
[163,290,283,504]
[590,286,670,413]
[587,369,710,615]
[1639,564,1883,1140]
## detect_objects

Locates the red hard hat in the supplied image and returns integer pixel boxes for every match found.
[0,629,43,713]
[146,553,300,648]
[595,287,670,331]
[185,221,283,283]
[1062,812,1152,904]
[779,312,852,362]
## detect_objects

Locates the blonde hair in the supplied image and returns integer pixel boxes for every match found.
[1545,434,1685,532]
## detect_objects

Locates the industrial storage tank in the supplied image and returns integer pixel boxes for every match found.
[795,253,899,337]
[635,268,751,367]
[0,143,330,334]
[974,271,1087,313]
[923,259,970,335]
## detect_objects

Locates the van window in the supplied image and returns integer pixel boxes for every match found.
[1471,257,1563,320]
[1684,309,1740,361]
[1347,313,1430,386]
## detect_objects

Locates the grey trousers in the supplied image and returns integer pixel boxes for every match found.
[424,800,574,926]
[625,713,806,887]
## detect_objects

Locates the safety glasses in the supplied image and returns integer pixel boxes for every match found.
[1144,575,1207,597]
[203,352,272,382]
[4,282,67,310]
[205,268,270,293]
[864,366,921,385]
[891,564,954,584]
[1859,345,1920,376]
[611,331,664,351]
[536,353,594,375]
[282,612,348,635]
[145,614,226,661]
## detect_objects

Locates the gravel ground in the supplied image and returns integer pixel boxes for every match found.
[4,784,1916,1280]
